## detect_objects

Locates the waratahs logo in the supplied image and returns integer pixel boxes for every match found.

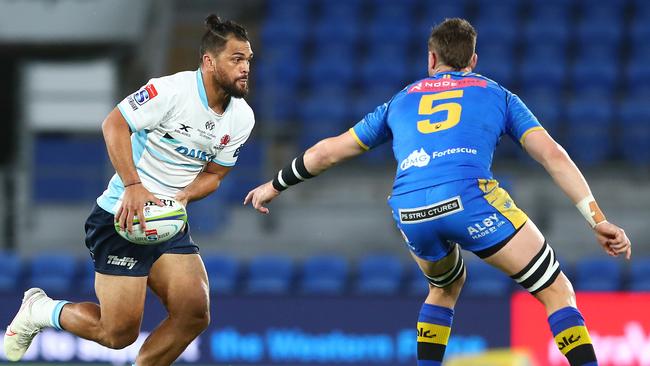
[400,148,430,171]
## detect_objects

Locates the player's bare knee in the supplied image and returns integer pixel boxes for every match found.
[170,298,210,334]
[101,328,140,349]
[99,318,141,349]
[535,272,576,306]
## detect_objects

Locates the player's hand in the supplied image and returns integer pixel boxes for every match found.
[243,181,280,214]
[115,184,163,233]
[593,221,632,260]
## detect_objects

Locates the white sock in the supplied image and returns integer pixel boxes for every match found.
[31,296,69,330]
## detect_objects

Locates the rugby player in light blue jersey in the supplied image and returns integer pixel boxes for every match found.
[245,18,631,366]
[5,15,254,366]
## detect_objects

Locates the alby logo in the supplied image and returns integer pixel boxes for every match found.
[417,327,437,339]
[175,146,215,162]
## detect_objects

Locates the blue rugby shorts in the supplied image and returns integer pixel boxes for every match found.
[84,203,199,276]
[388,179,528,261]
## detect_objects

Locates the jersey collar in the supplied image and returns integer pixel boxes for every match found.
[196,68,209,110]
[434,71,476,78]
[196,68,232,118]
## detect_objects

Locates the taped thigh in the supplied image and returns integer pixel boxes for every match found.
[510,241,561,294]
[422,244,466,288]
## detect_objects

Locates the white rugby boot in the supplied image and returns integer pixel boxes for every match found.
[3,288,50,361]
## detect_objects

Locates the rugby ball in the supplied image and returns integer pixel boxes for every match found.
[114,196,187,245]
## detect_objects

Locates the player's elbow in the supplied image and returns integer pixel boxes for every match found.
[539,142,571,171]
[310,139,339,168]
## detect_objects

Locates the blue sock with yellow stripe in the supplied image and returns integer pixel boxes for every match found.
[417,303,453,366]
[548,307,598,366]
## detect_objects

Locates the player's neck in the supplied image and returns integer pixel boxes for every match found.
[430,65,472,76]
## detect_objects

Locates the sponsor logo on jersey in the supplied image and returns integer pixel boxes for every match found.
[127,95,138,111]
[431,147,478,159]
[175,146,216,162]
[107,255,138,270]
[400,148,431,171]
[408,77,487,93]
[205,120,215,131]
[133,84,158,105]
[466,213,506,239]
[399,196,463,224]
[179,123,192,132]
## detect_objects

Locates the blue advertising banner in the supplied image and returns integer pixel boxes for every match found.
[0,292,509,365]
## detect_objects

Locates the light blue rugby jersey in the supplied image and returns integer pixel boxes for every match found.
[350,72,543,195]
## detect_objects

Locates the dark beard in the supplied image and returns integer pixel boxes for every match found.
[214,69,248,98]
[222,79,248,98]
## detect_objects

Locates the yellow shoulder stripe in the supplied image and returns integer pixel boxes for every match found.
[519,126,545,146]
[348,128,369,150]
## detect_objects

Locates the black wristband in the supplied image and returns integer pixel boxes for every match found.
[272,153,314,192]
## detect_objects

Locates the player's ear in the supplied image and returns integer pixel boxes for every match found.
[469,53,478,70]
[428,51,437,75]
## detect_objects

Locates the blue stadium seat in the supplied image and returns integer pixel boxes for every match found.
[370,1,415,21]
[260,20,309,46]
[577,1,625,21]
[527,1,572,22]
[463,260,511,296]
[312,20,361,45]
[298,86,351,126]
[300,255,349,294]
[366,21,413,46]
[203,254,240,294]
[571,57,618,93]
[565,94,614,165]
[576,20,623,46]
[0,252,22,292]
[625,59,650,93]
[519,91,562,135]
[476,44,516,87]
[618,96,650,165]
[523,43,566,63]
[245,255,294,294]
[421,0,467,21]
[265,0,311,22]
[316,0,362,22]
[519,60,567,92]
[186,192,229,235]
[359,57,409,90]
[630,18,650,47]
[355,255,404,295]
[305,43,356,89]
[523,20,570,47]
[28,253,77,294]
[473,20,518,48]
[629,258,650,291]
[575,257,622,291]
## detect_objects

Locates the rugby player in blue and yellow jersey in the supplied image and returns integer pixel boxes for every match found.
[245,18,631,366]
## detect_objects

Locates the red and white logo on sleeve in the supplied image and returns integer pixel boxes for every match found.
[133,84,158,105]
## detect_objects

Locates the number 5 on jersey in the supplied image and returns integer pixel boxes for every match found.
[417,90,464,134]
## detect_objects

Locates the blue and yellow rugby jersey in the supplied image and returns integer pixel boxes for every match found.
[350,72,543,195]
